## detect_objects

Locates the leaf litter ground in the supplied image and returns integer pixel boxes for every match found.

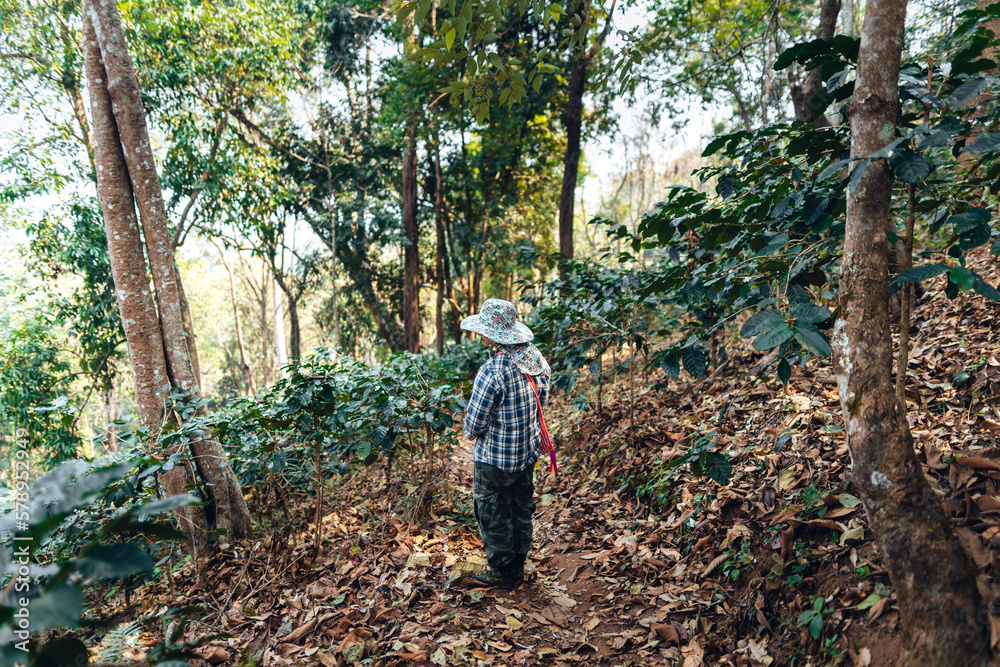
[90,249,1000,666]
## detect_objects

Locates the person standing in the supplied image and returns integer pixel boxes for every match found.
[461,299,552,589]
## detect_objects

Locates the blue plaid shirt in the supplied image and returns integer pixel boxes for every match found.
[464,351,550,472]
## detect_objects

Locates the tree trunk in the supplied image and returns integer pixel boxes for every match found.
[790,0,841,127]
[214,241,256,395]
[841,0,856,35]
[833,0,989,661]
[273,277,288,375]
[402,122,420,353]
[82,4,207,548]
[559,55,588,264]
[433,132,446,355]
[176,274,202,390]
[286,290,301,361]
[87,0,252,544]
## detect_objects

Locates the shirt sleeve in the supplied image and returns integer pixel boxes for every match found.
[464,361,501,441]
[537,373,550,409]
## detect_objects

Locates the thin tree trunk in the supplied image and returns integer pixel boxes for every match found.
[176,274,201,390]
[790,0,842,126]
[82,4,206,547]
[286,289,301,361]
[559,55,587,265]
[833,0,989,661]
[433,132,446,354]
[557,0,615,268]
[402,122,420,353]
[214,241,256,394]
[273,277,288,375]
[87,0,251,543]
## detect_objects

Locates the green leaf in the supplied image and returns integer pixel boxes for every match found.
[974,274,1000,301]
[897,263,949,284]
[682,345,707,378]
[793,326,832,356]
[791,304,831,324]
[950,266,977,291]
[77,544,154,580]
[740,309,784,338]
[702,134,730,157]
[704,452,731,486]
[29,583,83,633]
[444,28,456,50]
[945,75,996,108]
[777,358,791,384]
[754,322,793,350]
[415,0,433,23]
[817,159,848,182]
[848,159,870,194]
[136,494,198,516]
[889,150,930,182]
[964,132,1000,154]
[663,354,680,380]
[959,223,992,251]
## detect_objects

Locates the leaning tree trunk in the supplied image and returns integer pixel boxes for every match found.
[81,5,207,547]
[833,0,989,662]
[86,0,252,544]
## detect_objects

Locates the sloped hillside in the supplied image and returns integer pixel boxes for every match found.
[88,250,1000,667]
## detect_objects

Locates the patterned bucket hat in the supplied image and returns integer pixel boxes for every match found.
[460,299,534,345]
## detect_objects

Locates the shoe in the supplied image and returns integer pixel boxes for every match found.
[470,565,520,590]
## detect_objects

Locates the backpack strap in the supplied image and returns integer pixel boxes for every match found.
[525,374,558,476]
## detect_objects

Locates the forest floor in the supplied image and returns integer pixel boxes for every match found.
[90,248,1000,667]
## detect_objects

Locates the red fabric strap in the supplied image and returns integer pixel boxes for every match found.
[525,374,558,475]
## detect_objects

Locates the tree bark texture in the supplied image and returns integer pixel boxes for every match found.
[402,122,420,353]
[273,277,288,375]
[86,0,252,544]
[176,274,202,390]
[218,245,256,395]
[82,3,207,547]
[790,0,841,127]
[833,0,990,661]
[559,55,588,264]
[433,133,446,355]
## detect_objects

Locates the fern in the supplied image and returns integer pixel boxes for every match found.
[99,621,141,662]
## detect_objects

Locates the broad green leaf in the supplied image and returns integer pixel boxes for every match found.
[963,132,1000,154]
[945,75,996,108]
[777,358,791,384]
[444,28,456,50]
[791,304,830,324]
[754,322,793,350]
[958,223,991,250]
[889,150,930,182]
[682,345,707,378]
[662,354,680,380]
[77,544,154,580]
[817,159,848,181]
[848,159,870,194]
[28,583,83,633]
[740,309,783,338]
[950,266,976,291]
[897,263,949,283]
[705,452,731,486]
[793,326,832,356]
[974,274,1000,301]
[415,0,433,23]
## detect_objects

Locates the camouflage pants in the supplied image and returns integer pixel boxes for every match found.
[473,462,535,571]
